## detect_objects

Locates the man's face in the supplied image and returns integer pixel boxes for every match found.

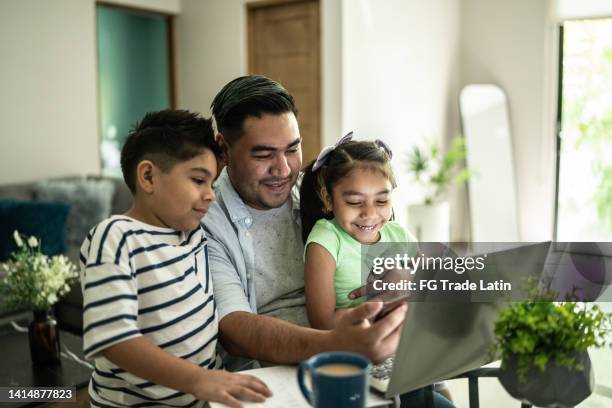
[223,112,302,209]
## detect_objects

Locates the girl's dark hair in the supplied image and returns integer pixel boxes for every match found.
[299,140,396,242]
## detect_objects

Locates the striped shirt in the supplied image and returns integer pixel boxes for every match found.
[80,215,219,407]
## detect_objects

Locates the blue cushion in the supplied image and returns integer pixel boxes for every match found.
[0,200,71,262]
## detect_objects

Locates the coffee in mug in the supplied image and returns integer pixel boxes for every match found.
[316,363,363,376]
[298,352,370,408]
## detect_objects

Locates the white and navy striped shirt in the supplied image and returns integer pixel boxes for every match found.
[80,215,219,407]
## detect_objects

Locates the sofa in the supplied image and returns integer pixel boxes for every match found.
[0,175,132,334]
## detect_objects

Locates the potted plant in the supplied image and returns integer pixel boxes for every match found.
[406,136,471,241]
[491,300,612,407]
[0,231,78,365]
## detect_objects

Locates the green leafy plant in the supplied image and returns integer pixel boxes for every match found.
[406,136,472,205]
[0,231,78,311]
[491,301,612,382]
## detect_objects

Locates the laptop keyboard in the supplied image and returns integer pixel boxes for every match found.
[369,357,394,392]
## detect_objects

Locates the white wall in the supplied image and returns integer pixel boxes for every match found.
[0,0,182,186]
[341,0,462,228]
[555,0,612,21]
[460,0,557,241]
[0,0,100,185]
[177,0,247,117]
[101,0,181,14]
[177,0,343,146]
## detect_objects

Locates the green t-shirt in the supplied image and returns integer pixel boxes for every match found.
[304,218,416,308]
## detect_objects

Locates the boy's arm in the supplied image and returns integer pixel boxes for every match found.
[102,336,271,407]
[304,243,338,329]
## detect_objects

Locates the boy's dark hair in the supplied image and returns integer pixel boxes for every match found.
[299,141,396,243]
[120,109,222,193]
[211,75,298,144]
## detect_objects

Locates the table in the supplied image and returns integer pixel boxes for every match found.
[209,365,394,408]
[0,320,92,407]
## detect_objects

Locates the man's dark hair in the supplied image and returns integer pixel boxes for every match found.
[120,109,222,193]
[211,75,298,144]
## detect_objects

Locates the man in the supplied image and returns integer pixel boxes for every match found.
[203,76,454,407]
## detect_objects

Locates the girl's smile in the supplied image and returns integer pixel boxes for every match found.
[326,167,393,244]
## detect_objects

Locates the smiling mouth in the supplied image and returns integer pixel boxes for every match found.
[193,208,207,217]
[354,223,378,231]
[262,178,291,192]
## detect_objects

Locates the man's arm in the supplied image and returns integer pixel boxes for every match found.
[219,301,406,364]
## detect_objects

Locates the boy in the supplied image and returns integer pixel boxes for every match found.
[80,110,271,407]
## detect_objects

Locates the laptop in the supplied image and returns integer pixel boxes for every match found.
[366,241,552,398]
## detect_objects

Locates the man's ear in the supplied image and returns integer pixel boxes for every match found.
[216,133,230,162]
[135,160,156,194]
[320,186,332,212]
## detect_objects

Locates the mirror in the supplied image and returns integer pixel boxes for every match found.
[460,84,520,241]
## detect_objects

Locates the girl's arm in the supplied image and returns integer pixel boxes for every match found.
[304,242,339,329]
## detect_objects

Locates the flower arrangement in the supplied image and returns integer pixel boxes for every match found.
[406,136,472,205]
[0,231,78,311]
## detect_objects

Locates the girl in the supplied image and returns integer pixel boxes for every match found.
[300,132,414,329]
[300,133,453,406]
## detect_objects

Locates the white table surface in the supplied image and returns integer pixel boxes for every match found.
[209,365,392,408]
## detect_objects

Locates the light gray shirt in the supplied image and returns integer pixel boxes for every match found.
[202,169,306,326]
[248,202,307,326]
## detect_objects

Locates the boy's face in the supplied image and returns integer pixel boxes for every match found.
[149,149,217,231]
[327,167,393,244]
[222,112,302,210]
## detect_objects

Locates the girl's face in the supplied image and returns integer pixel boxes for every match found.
[327,167,393,244]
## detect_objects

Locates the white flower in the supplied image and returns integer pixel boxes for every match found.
[46,293,58,306]
[27,236,38,248]
[13,230,23,247]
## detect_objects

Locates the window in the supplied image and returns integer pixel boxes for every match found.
[555,19,612,242]
[96,5,174,176]
[555,18,612,405]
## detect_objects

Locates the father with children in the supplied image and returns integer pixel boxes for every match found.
[80,76,455,407]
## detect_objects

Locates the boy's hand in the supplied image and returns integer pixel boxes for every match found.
[190,370,272,408]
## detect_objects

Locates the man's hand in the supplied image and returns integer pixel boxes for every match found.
[348,266,414,301]
[189,370,272,408]
[329,301,407,363]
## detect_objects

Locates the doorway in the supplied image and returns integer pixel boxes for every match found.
[96,3,175,176]
[247,0,321,164]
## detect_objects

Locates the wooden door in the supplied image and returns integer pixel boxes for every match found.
[248,0,321,165]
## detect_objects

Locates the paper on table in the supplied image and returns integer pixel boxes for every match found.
[209,365,391,408]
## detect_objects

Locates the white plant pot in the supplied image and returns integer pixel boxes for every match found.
[407,202,450,242]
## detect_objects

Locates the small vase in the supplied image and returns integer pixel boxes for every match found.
[28,309,61,365]
[406,201,450,242]
[498,351,594,407]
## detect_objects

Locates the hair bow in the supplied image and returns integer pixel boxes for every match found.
[374,139,393,159]
[312,131,354,171]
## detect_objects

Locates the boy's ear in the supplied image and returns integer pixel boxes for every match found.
[320,186,332,212]
[136,160,156,194]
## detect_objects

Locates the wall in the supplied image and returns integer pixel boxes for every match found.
[0,0,99,185]
[341,0,462,227]
[461,0,556,241]
[0,0,181,186]
[101,0,181,14]
[177,0,342,146]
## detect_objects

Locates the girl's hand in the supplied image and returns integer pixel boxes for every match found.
[190,370,272,408]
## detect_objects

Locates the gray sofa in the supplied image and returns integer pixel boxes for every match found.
[0,175,132,333]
